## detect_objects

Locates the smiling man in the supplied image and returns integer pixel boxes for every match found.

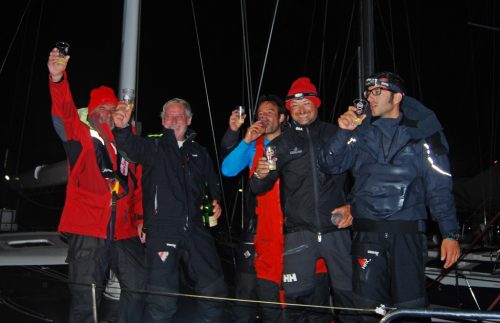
[47,47,145,323]
[112,98,227,322]
[250,78,355,323]
[319,71,461,322]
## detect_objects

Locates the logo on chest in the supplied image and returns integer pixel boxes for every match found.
[289,147,302,155]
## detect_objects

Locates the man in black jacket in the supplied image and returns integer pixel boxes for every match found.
[112,98,227,322]
[250,77,355,322]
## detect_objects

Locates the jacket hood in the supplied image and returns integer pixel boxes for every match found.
[400,96,443,140]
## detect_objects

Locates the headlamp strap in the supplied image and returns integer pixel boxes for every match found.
[365,78,403,94]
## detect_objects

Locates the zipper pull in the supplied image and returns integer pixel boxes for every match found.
[317,232,322,242]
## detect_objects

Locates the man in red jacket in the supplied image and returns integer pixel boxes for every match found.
[47,47,146,323]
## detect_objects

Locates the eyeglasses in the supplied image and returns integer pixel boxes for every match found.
[363,87,393,99]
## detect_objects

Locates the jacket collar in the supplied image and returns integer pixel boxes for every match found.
[162,127,197,143]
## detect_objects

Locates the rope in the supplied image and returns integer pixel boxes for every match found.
[251,0,280,118]
[20,267,500,322]
[0,0,32,76]
[189,0,235,264]
[123,287,389,314]
[62,278,391,315]
[18,266,391,316]
[15,0,45,176]
[328,1,356,123]
[240,0,254,119]
[0,295,54,322]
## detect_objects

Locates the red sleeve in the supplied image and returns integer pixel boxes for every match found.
[49,71,85,142]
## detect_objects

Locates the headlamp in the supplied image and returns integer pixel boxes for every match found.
[365,78,403,94]
[285,92,318,101]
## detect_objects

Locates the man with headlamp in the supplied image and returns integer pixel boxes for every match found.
[319,71,460,322]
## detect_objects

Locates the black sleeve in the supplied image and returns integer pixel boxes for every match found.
[220,128,240,158]
[112,126,152,165]
[249,169,279,195]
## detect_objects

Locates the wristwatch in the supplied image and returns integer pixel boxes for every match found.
[444,232,461,241]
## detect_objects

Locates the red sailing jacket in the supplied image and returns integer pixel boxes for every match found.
[251,137,326,285]
[49,72,142,240]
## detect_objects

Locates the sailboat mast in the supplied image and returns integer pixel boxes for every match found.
[358,0,374,97]
[119,0,140,108]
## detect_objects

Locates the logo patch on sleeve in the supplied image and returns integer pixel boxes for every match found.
[120,157,129,176]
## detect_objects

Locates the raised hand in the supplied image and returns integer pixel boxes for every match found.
[338,105,367,130]
[112,101,133,128]
[229,109,246,132]
[47,48,69,82]
[243,120,265,144]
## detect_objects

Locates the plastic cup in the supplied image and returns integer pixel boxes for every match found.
[237,106,245,124]
[55,41,70,64]
[265,145,277,171]
[121,88,135,112]
[331,211,345,226]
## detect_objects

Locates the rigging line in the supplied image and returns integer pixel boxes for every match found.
[237,1,252,234]
[240,0,254,120]
[189,0,233,241]
[0,0,32,76]
[328,55,357,123]
[228,179,243,232]
[328,1,356,123]
[116,286,394,314]
[301,0,318,77]
[402,0,423,99]
[374,0,397,74]
[0,296,54,322]
[252,0,280,118]
[3,1,33,174]
[388,0,396,72]
[318,0,329,114]
[468,22,500,33]
[15,0,45,176]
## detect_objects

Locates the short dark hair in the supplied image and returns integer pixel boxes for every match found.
[368,71,406,94]
[257,94,286,116]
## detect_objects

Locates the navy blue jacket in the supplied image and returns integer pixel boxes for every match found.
[113,126,221,230]
[319,96,459,237]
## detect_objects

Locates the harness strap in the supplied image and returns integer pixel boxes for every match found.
[353,218,426,234]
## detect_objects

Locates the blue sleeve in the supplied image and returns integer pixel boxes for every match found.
[221,140,255,177]
[422,135,459,236]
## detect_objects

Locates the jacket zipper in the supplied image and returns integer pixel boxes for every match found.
[306,127,322,242]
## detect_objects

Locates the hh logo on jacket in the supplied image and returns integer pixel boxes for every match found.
[283,273,298,283]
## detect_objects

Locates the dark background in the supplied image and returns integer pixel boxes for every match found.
[1,0,499,229]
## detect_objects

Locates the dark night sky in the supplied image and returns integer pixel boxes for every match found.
[1,0,499,227]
